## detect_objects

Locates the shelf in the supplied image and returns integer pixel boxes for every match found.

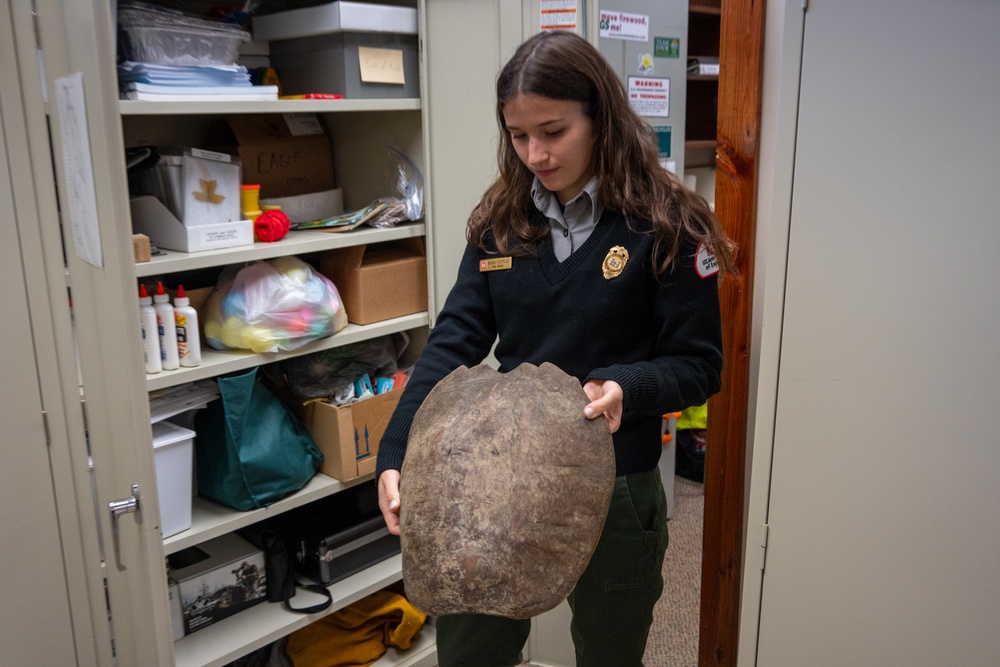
[172,554,437,667]
[688,73,719,82]
[120,97,421,116]
[685,140,717,150]
[689,2,722,15]
[135,223,426,277]
[146,312,430,392]
[164,472,372,555]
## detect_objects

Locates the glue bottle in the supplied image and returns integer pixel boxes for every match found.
[173,285,201,367]
[139,284,161,374]
[153,281,179,370]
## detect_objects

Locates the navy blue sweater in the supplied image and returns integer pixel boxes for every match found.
[376,211,723,477]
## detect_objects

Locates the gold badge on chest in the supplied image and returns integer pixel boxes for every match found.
[602,246,629,279]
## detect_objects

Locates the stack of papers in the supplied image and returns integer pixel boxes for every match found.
[149,380,220,423]
[118,61,278,101]
[291,201,390,233]
[687,56,720,76]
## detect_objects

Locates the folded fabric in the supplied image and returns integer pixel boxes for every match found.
[676,402,708,431]
[285,590,426,667]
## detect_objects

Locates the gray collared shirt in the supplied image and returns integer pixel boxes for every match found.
[531,176,603,262]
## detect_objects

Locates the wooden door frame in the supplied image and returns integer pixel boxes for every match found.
[700,0,766,664]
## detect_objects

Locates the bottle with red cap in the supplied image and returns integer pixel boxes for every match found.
[173,285,201,367]
[139,284,161,374]
[153,281,179,370]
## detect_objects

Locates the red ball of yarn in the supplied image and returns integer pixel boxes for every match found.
[255,209,290,243]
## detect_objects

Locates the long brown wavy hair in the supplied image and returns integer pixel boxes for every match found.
[467,30,734,276]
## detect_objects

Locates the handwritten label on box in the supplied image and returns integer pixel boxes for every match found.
[359,47,405,85]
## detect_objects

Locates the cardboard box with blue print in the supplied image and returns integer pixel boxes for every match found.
[290,388,403,483]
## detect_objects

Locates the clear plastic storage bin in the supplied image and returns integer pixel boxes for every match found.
[119,2,250,66]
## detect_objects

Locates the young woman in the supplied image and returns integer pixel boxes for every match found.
[376,30,733,666]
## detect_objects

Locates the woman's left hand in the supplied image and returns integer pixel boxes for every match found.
[582,379,623,433]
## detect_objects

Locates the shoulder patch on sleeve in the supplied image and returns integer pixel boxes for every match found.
[694,242,720,279]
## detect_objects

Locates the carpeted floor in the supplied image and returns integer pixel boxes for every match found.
[642,476,704,666]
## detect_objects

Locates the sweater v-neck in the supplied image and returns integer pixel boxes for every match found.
[537,211,618,285]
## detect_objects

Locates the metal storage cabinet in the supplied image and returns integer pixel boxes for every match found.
[5,0,517,664]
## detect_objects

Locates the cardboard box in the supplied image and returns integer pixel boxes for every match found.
[133,233,151,263]
[292,388,402,483]
[167,533,267,635]
[320,238,427,325]
[227,113,336,199]
[168,580,184,641]
[130,196,253,253]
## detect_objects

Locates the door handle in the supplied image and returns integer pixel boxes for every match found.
[108,484,143,572]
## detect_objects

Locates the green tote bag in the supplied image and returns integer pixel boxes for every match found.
[195,367,323,511]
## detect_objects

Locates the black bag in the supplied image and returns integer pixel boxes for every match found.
[277,481,400,586]
[247,528,332,615]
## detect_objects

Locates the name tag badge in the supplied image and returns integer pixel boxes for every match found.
[479,257,512,272]
[694,242,720,279]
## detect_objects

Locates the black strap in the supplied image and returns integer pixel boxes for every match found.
[259,529,332,614]
[283,579,333,614]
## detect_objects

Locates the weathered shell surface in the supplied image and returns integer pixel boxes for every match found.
[399,362,615,619]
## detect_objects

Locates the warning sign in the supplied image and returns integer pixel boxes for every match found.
[627,76,670,118]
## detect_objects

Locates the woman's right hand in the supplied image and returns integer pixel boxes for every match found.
[378,470,402,536]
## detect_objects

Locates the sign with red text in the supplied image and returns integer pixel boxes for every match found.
[627,76,670,117]
[599,10,649,42]
[540,0,578,31]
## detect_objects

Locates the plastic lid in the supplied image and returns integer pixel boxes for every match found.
[153,281,170,303]
[174,285,190,307]
[139,283,152,304]
[241,184,261,191]
[151,420,196,449]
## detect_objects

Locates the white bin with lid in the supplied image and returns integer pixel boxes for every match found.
[152,420,195,538]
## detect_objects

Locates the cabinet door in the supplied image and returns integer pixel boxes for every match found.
[745,0,1000,664]
[25,1,175,664]
[0,9,80,664]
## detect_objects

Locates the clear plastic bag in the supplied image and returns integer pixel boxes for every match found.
[203,256,348,353]
[366,145,424,229]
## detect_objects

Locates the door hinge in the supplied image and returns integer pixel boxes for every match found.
[31,4,42,50]
[759,523,769,572]
[41,410,51,446]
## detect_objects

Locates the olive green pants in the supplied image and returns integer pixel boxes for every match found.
[435,468,670,667]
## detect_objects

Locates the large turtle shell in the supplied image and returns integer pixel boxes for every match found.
[399,362,615,619]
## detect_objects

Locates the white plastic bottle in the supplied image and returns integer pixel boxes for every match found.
[173,285,201,367]
[139,284,161,374]
[153,281,179,371]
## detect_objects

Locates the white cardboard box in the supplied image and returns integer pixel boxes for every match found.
[260,187,343,223]
[252,1,418,41]
[131,196,253,253]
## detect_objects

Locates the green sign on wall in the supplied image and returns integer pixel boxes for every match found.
[654,37,680,58]
[653,125,672,158]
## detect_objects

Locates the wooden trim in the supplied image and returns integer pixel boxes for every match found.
[700,0,766,665]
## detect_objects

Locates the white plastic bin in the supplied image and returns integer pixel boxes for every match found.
[152,420,195,538]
